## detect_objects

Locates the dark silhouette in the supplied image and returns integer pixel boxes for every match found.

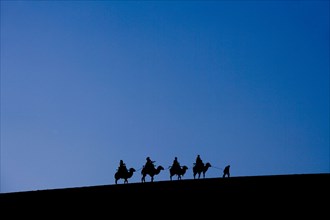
[172,157,181,170]
[223,165,230,178]
[169,165,189,180]
[114,167,136,184]
[145,156,156,170]
[141,158,164,183]
[193,162,212,179]
[2,173,328,213]
[195,154,204,169]
[169,156,186,180]
[118,160,128,174]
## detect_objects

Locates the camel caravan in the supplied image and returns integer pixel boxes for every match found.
[114,155,224,184]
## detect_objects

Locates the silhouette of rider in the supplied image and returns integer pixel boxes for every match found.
[195,154,204,168]
[145,157,155,170]
[118,160,127,174]
[223,165,230,178]
[172,157,181,171]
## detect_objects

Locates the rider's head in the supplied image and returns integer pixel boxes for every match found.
[175,157,177,160]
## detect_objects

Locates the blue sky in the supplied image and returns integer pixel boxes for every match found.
[1,1,329,193]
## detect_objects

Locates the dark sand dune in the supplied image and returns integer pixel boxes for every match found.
[1,173,329,216]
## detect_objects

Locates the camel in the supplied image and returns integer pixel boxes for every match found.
[193,162,211,179]
[141,165,164,183]
[169,165,188,180]
[114,167,136,184]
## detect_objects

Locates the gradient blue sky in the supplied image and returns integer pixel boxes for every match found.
[1,1,329,193]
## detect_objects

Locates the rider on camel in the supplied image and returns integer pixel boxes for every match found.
[145,157,155,170]
[195,154,204,168]
[118,159,128,174]
[172,157,181,171]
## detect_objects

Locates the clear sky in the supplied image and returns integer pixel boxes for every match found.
[1,1,329,193]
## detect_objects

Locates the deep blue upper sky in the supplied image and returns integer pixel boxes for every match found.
[1,1,329,193]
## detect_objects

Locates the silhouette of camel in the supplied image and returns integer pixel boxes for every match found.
[114,168,136,184]
[141,165,164,183]
[193,162,211,179]
[169,165,189,180]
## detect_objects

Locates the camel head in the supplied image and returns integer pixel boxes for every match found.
[157,165,164,171]
[205,162,211,168]
[128,168,136,173]
[182,165,188,170]
[180,165,188,176]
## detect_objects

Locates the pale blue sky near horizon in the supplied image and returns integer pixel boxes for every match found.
[1,1,329,193]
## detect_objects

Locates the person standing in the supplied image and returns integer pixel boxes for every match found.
[223,165,230,178]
